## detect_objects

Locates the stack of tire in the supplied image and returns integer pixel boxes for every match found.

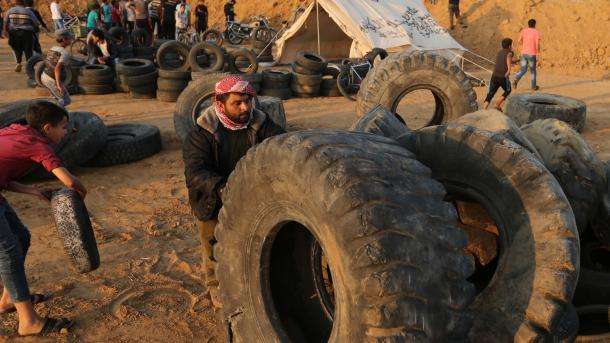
[189,42,225,80]
[118,59,158,99]
[78,65,115,95]
[291,52,326,98]
[157,70,190,102]
[0,100,162,175]
[320,65,342,97]
[260,70,291,100]
[227,48,259,75]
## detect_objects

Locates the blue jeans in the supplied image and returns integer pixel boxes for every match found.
[515,54,537,88]
[0,201,31,302]
[53,19,65,30]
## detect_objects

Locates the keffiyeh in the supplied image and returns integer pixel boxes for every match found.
[214,76,256,131]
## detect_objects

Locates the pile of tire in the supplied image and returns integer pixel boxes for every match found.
[78,65,115,95]
[156,41,190,72]
[117,59,158,99]
[227,48,259,75]
[291,51,326,98]
[189,42,225,80]
[260,70,291,100]
[505,93,587,132]
[157,69,190,102]
[320,65,341,97]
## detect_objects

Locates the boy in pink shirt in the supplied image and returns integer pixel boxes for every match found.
[514,19,540,90]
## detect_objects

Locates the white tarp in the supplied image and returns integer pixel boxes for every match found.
[275,0,465,64]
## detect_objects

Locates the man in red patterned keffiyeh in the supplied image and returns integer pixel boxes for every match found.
[182,75,285,306]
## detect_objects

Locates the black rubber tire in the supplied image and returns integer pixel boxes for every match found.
[506,93,587,132]
[156,40,190,71]
[126,70,158,87]
[399,124,579,341]
[80,64,113,78]
[291,61,322,76]
[79,72,115,85]
[201,28,223,46]
[292,72,322,87]
[521,119,607,234]
[350,105,409,139]
[454,109,543,160]
[85,124,162,167]
[189,42,225,73]
[50,188,100,274]
[295,51,326,73]
[157,77,188,91]
[131,27,149,47]
[214,130,474,341]
[260,87,292,100]
[130,91,157,99]
[158,69,190,80]
[80,84,115,95]
[322,65,341,78]
[336,69,358,101]
[262,70,291,89]
[157,90,180,102]
[356,51,478,126]
[227,48,258,74]
[26,54,43,80]
[35,62,73,88]
[174,72,230,141]
[0,99,46,128]
[117,59,155,77]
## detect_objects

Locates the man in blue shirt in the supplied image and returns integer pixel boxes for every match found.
[3,0,39,72]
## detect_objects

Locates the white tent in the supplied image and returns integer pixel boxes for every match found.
[275,0,466,64]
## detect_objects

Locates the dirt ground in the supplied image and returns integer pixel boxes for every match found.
[0,35,608,342]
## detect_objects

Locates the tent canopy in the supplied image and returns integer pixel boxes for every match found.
[275,0,465,64]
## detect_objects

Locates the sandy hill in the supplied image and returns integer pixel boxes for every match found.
[26,0,610,77]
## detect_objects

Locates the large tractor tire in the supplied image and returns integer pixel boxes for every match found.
[521,119,607,235]
[506,93,587,132]
[399,124,580,342]
[349,105,409,138]
[356,50,478,128]
[214,131,475,342]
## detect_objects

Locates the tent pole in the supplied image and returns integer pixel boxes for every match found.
[316,0,321,56]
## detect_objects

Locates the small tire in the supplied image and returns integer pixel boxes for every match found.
[291,61,322,76]
[117,59,155,77]
[157,77,188,91]
[80,64,113,78]
[26,54,43,80]
[80,84,115,95]
[506,93,587,132]
[262,70,291,88]
[521,119,607,234]
[214,130,474,341]
[157,90,180,102]
[356,50,478,126]
[400,124,579,341]
[201,28,223,46]
[156,40,190,71]
[227,48,258,74]
[158,69,190,80]
[260,87,292,100]
[295,51,326,73]
[51,188,100,274]
[189,42,225,73]
[292,72,322,87]
[350,105,409,139]
[85,124,162,167]
[126,70,158,87]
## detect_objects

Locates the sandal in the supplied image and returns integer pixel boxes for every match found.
[0,293,47,314]
[20,317,73,336]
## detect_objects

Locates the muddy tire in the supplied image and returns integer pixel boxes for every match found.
[399,124,580,341]
[50,188,100,273]
[227,48,258,74]
[214,130,475,341]
[85,124,161,167]
[189,42,225,73]
[506,93,587,132]
[156,41,190,71]
[454,109,542,160]
[350,105,410,138]
[158,69,190,80]
[356,51,478,127]
[262,70,291,89]
[295,51,326,73]
[117,59,155,77]
[201,29,223,46]
[521,119,606,234]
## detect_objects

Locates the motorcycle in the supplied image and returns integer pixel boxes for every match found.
[224,16,276,45]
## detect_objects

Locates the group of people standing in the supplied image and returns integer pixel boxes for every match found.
[83,0,210,41]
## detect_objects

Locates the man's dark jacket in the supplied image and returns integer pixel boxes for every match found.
[183,106,285,221]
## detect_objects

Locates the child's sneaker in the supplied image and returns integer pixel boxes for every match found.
[14,63,22,72]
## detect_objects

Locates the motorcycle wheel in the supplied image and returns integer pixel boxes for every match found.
[227,31,244,45]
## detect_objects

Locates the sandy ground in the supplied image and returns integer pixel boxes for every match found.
[0,35,608,342]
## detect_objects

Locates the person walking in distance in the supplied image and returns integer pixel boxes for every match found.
[483,38,515,111]
[183,76,285,307]
[195,1,208,34]
[50,0,64,30]
[513,19,541,91]
[4,0,40,72]
[448,0,465,30]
